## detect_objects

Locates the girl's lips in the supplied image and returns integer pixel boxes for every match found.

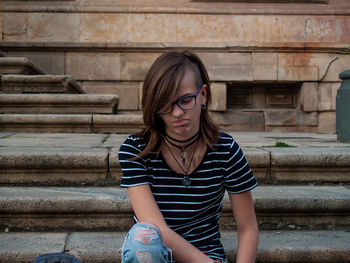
[174,119,186,126]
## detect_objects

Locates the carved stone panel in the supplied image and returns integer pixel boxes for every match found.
[227,83,299,109]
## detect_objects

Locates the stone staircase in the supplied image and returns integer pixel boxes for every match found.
[0,132,350,262]
[0,55,350,262]
[0,54,143,134]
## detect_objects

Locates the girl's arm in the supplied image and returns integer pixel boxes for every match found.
[229,190,259,263]
[127,184,214,263]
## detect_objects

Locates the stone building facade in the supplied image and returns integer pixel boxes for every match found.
[1,0,349,133]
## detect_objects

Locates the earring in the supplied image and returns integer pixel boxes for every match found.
[201,104,206,110]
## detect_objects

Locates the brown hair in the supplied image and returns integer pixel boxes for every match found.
[137,50,219,157]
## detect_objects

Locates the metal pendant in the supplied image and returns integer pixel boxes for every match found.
[181,149,187,166]
[182,175,191,187]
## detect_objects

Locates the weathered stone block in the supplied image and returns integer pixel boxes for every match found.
[1,75,84,94]
[278,53,318,81]
[209,82,226,111]
[312,54,341,82]
[318,56,341,82]
[109,151,122,185]
[253,53,278,81]
[3,13,27,41]
[337,16,350,44]
[139,82,143,110]
[128,14,177,43]
[340,55,350,75]
[0,94,119,114]
[80,13,129,42]
[120,53,159,81]
[67,233,123,262]
[317,83,332,111]
[82,82,138,110]
[318,83,340,111]
[199,53,252,81]
[28,13,79,42]
[271,168,350,184]
[234,15,285,43]
[265,126,317,133]
[0,57,45,75]
[299,82,318,112]
[269,147,350,167]
[264,110,296,126]
[318,111,336,134]
[296,111,318,126]
[0,114,92,133]
[241,148,270,184]
[0,233,66,262]
[0,13,2,40]
[92,114,144,134]
[268,147,350,183]
[210,110,264,131]
[303,16,337,43]
[8,52,65,75]
[66,52,121,81]
[0,147,109,185]
[177,14,234,42]
[278,53,340,82]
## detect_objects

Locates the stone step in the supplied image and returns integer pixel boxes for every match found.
[0,114,143,133]
[0,230,349,262]
[1,133,349,186]
[0,94,119,114]
[0,186,349,232]
[1,74,84,94]
[0,57,46,75]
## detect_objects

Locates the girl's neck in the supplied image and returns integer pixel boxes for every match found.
[165,129,200,145]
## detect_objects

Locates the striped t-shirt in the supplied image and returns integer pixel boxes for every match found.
[119,131,258,260]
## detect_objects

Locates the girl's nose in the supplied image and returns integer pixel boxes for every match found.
[171,103,184,117]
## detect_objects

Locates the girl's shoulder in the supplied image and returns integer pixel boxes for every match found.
[217,131,235,146]
[120,134,145,153]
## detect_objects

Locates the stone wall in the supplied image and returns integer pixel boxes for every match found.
[1,0,349,132]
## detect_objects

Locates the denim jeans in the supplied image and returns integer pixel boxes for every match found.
[122,223,173,263]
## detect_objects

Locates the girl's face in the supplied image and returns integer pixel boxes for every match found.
[159,69,207,140]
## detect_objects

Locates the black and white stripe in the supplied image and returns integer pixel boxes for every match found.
[119,131,258,260]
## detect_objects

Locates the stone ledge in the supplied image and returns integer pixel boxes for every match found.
[1,186,349,231]
[0,94,119,114]
[0,114,144,133]
[109,147,270,185]
[0,148,109,186]
[0,148,108,169]
[267,147,350,167]
[1,4,350,15]
[1,41,350,53]
[2,133,350,184]
[1,186,348,214]
[0,114,92,133]
[0,57,46,75]
[265,147,350,183]
[1,74,85,94]
[92,114,144,134]
[1,231,350,262]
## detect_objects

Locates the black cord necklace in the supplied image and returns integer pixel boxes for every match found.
[165,131,199,143]
[164,138,200,187]
[164,135,199,166]
[164,131,200,166]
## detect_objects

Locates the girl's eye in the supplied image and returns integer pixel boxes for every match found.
[180,97,193,104]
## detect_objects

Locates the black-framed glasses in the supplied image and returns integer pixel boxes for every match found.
[158,84,203,115]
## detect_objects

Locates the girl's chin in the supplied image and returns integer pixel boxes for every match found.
[167,125,196,139]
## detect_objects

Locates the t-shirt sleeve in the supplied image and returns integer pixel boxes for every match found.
[118,136,150,188]
[224,138,258,194]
